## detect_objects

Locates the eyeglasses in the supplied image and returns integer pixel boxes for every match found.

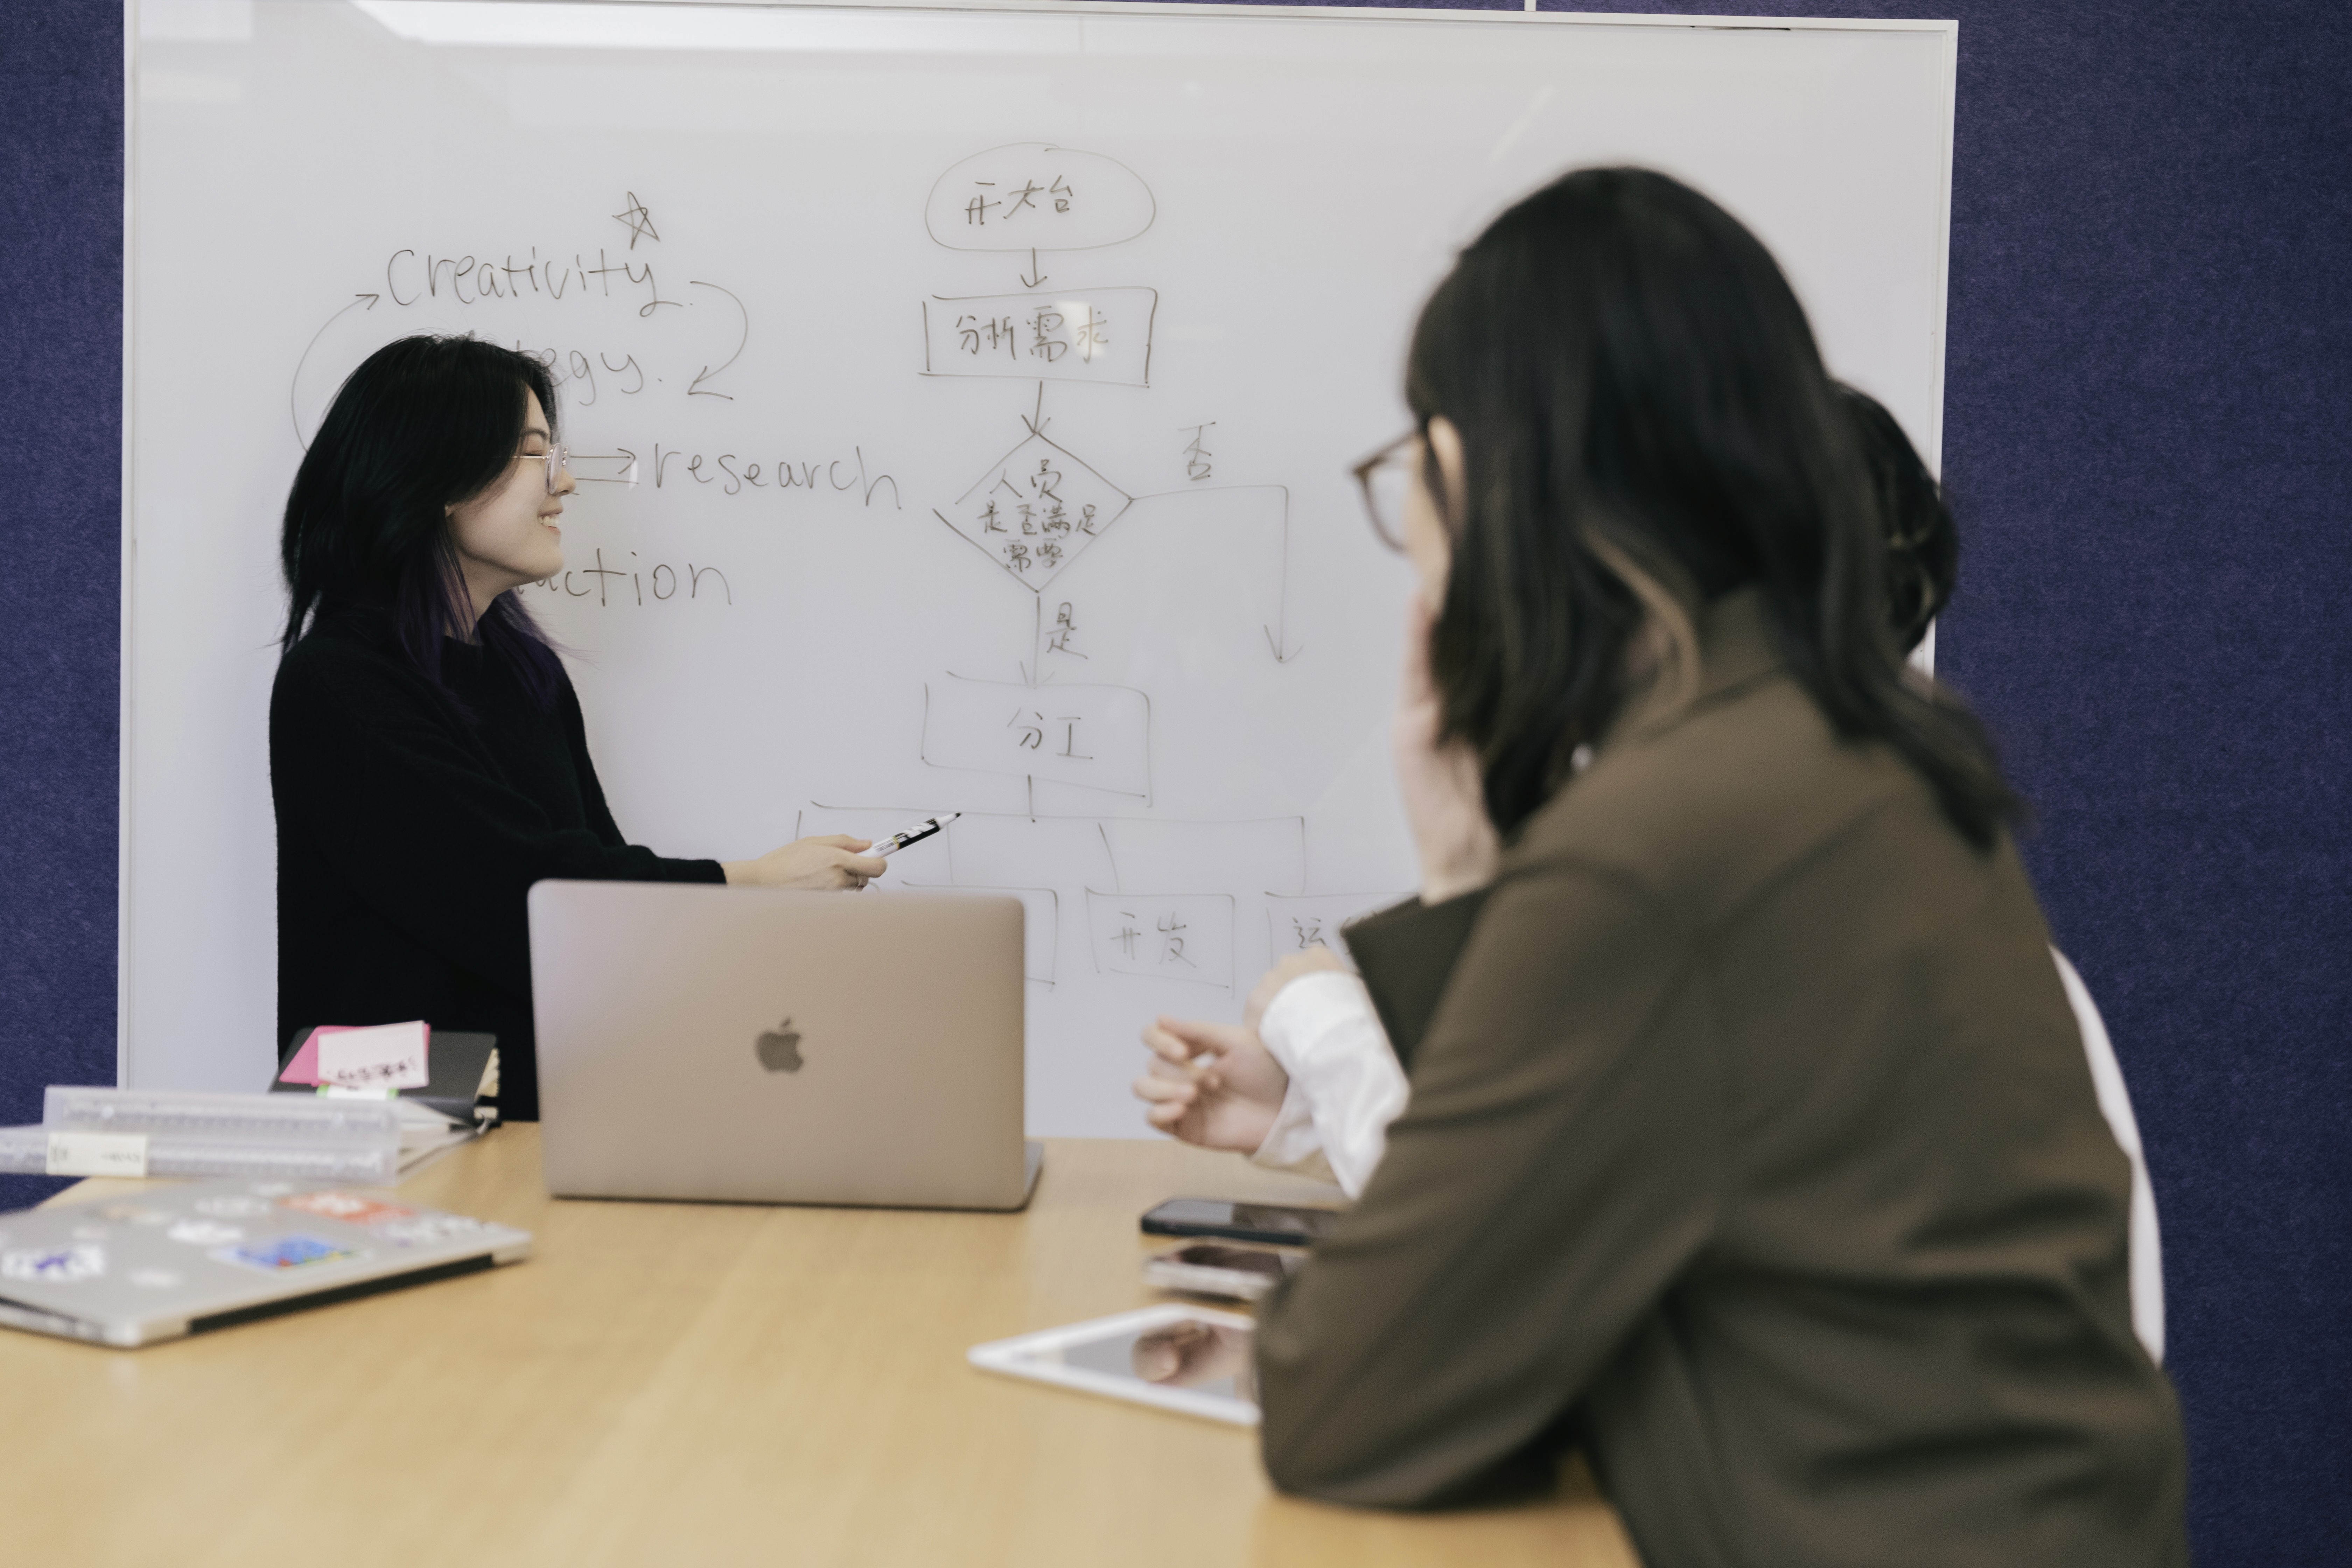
[517,443,572,496]
[1351,431,1419,553]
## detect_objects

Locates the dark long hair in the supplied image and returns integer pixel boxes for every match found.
[1839,383,1958,655]
[1408,167,2016,847]
[281,335,564,714]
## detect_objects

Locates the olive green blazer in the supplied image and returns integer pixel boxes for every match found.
[1255,589,2189,1566]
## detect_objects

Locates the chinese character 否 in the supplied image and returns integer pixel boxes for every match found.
[1183,422,1215,483]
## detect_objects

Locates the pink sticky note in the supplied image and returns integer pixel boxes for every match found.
[280,1023,432,1087]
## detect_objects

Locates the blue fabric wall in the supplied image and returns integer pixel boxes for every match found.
[0,7,124,1192]
[2,2,2343,1559]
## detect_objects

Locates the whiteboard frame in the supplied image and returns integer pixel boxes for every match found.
[117,0,1959,1084]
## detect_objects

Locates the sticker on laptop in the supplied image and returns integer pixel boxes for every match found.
[280,1191,414,1226]
[373,1214,484,1247]
[214,1234,363,1273]
[3,1244,106,1284]
[167,1220,243,1246]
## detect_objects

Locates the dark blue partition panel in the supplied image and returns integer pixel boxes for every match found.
[2,1,2343,1559]
[0,0,123,1210]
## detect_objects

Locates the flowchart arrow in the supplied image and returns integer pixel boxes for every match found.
[1018,248,1048,289]
[1262,490,1303,662]
[569,448,640,485]
[290,292,379,447]
[686,279,747,399]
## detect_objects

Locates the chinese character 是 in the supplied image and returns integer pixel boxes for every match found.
[1048,601,1083,656]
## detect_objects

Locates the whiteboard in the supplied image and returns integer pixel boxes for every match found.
[126,0,1956,1134]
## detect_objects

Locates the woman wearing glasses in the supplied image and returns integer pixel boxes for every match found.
[1146,170,2188,1560]
[272,335,880,1121]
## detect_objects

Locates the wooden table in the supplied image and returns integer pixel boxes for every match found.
[4,1129,1636,1567]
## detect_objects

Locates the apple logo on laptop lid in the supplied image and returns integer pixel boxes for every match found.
[756,1018,804,1074]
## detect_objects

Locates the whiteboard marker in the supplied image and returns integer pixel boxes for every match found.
[867,812,961,857]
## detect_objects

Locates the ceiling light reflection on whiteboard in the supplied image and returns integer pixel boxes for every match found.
[345,1,1079,55]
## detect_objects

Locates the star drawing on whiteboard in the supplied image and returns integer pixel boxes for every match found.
[612,191,660,249]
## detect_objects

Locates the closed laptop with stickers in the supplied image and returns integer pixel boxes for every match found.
[528,882,1039,1211]
[0,1178,531,1348]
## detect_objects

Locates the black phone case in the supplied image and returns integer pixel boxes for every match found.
[1140,1202,1338,1248]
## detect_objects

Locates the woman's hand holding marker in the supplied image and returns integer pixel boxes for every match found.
[722,836,887,891]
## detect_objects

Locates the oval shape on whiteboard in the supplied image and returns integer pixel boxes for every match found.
[925,143,1156,252]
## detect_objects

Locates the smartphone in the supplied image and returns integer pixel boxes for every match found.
[1142,1241,1304,1303]
[1139,1197,1341,1248]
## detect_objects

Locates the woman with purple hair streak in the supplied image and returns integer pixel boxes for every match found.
[272,335,880,1122]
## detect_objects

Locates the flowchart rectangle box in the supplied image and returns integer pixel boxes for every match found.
[1265,892,1412,959]
[1087,891,1234,991]
[921,288,1157,387]
[922,675,1150,798]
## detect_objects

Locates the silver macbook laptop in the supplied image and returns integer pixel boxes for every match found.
[0,1177,531,1348]
[528,882,1040,1210]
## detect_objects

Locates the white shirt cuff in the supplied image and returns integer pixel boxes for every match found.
[1253,972,1408,1198]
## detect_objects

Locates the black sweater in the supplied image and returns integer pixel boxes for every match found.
[270,616,723,1120]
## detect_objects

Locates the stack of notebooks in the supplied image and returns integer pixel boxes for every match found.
[270,1027,502,1172]
[0,1027,504,1183]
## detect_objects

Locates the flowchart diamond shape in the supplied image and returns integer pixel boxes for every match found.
[933,432,1132,593]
